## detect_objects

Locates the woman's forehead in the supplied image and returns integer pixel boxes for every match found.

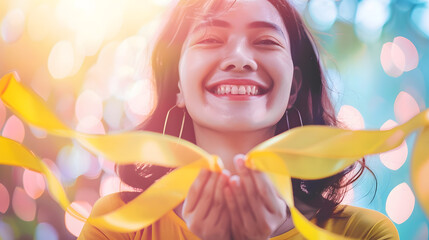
[191,0,286,32]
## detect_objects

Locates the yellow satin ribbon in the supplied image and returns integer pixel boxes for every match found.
[1,72,428,239]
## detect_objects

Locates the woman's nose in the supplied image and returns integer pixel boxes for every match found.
[219,40,258,72]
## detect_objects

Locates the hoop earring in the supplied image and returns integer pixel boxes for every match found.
[285,107,303,130]
[163,105,186,139]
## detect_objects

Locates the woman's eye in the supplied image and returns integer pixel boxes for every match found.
[197,38,222,44]
[256,39,281,46]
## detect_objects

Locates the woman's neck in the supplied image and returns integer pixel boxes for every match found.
[193,124,276,174]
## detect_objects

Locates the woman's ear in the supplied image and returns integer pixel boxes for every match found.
[176,81,185,108]
[288,66,302,109]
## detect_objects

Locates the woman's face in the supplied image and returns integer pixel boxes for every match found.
[178,0,296,133]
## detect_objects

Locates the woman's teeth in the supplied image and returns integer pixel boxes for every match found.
[214,84,260,95]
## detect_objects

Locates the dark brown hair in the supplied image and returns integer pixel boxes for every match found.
[117,0,367,225]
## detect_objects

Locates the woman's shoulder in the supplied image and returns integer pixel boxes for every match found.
[326,205,399,239]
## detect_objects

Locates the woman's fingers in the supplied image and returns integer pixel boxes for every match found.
[229,175,258,228]
[205,172,229,226]
[234,155,267,218]
[252,171,279,213]
[183,169,211,215]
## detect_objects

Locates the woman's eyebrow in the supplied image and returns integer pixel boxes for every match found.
[191,19,285,39]
[191,19,230,33]
[248,21,286,39]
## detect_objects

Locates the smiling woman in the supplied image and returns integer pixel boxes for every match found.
[78,0,399,239]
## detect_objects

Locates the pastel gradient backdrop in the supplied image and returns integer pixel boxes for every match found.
[0,0,428,239]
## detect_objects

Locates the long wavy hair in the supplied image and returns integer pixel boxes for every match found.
[117,0,367,225]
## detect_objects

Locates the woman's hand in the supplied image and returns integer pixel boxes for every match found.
[224,155,288,240]
[182,169,231,240]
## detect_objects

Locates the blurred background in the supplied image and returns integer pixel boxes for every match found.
[0,0,428,239]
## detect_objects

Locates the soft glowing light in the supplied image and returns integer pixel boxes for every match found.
[103,97,124,130]
[337,105,365,130]
[0,183,10,213]
[48,40,75,79]
[150,0,174,6]
[99,175,121,197]
[27,4,52,41]
[65,201,92,237]
[12,187,36,222]
[386,182,415,224]
[30,126,48,139]
[338,0,357,22]
[0,100,5,130]
[354,0,390,42]
[57,145,91,180]
[83,154,102,179]
[125,79,154,119]
[307,0,337,31]
[76,116,105,135]
[379,120,408,170]
[99,174,135,197]
[1,9,25,43]
[35,222,59,240]
[75,90,103,122]
[394,91,420,124]
[393,36,419,72]
[2,115,25,143]
[411,6,429,38]
[23,169,46,199]
[100,157,116,174]
[0,221,14,240]
[380,42,405,78]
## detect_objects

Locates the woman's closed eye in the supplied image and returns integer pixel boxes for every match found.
[197,37,223,45]
[254,38,283,48]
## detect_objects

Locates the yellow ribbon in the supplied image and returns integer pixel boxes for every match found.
[1,72,428,239]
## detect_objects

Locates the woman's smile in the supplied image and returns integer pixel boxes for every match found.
[206,78,270,99]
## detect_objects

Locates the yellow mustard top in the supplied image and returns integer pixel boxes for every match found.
[78,193,399,240]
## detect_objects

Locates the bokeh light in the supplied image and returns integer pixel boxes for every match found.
[380,42,405,78]
[307,0,337,31]
[354,0,390,42]
[64,201,92,237]
[1,8,25,43]
[48,40,75,79]
[393,36,419,72]
[338,0,357,22]
[394,91,420,124]
[35,222,59,240]
[379,120,408,170]
[0,220,14,240]
[336,105,365,130]
[386,182,415,224]
[2,115,25,143]
[411,5,429,38]
[76,116,105,135]
[75,90,103,123]
[57,145,91,181]
[0,183,10,213]
[12,187,36,222]
[23,169,46,199]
